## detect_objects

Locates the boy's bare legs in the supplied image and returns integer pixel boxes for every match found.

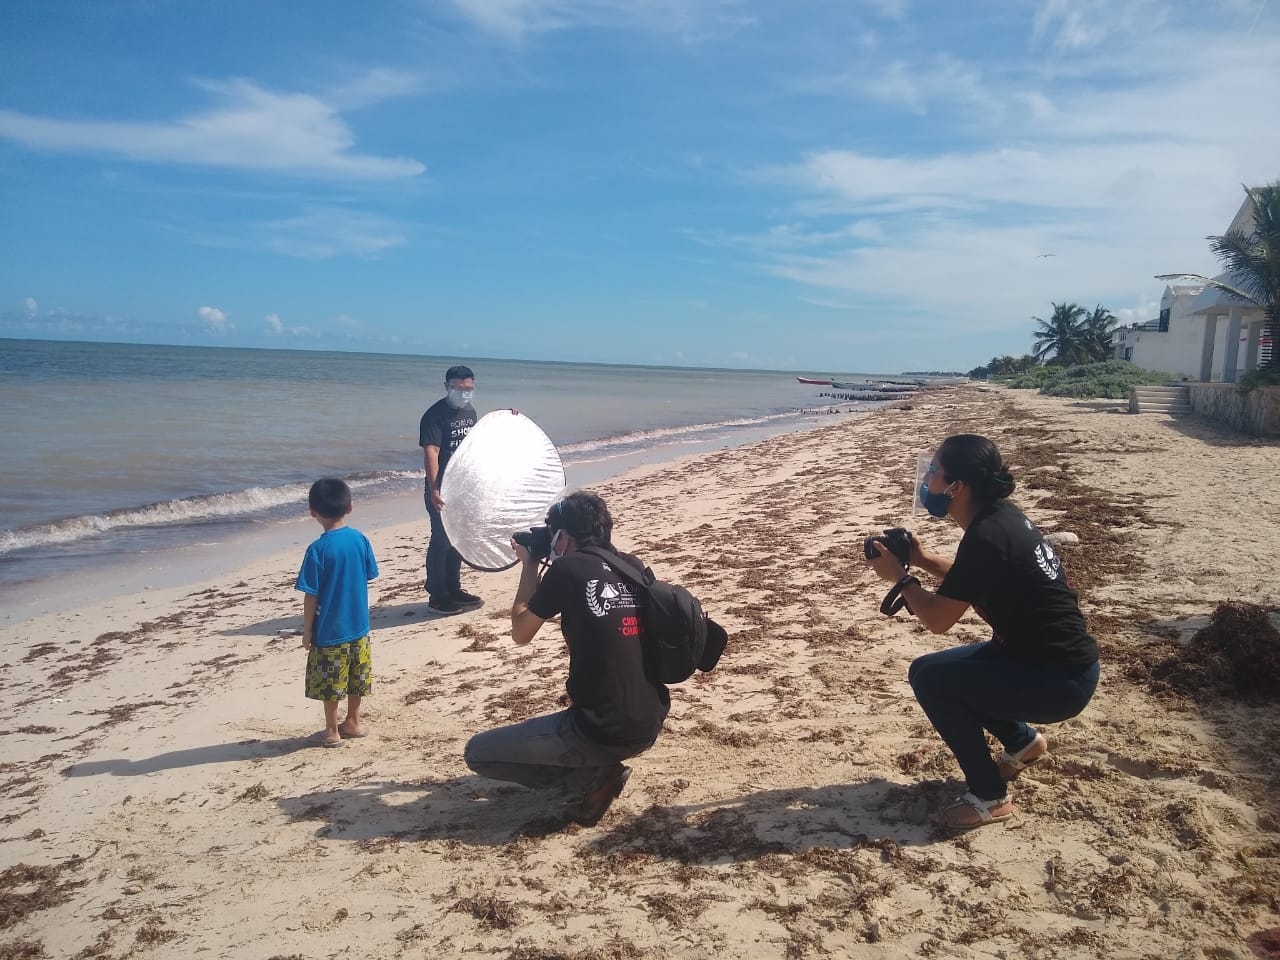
[321,700,342,745]
[338,695,366,738]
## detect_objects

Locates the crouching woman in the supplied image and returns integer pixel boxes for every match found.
[867,434,1100,829]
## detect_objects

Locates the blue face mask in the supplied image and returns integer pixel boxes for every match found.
[918,483,952,518]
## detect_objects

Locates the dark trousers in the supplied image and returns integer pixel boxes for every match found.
[908,641,1100,801]
[464,709,653,798]
[424,491,462,599]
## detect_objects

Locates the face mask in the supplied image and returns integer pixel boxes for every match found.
[446,388,473,409]
[549,529,566,562]
[918,483,953,519]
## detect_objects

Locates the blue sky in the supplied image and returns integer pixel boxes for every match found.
[1,0,1277,372]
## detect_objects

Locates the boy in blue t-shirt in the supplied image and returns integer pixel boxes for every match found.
[296,478,380,747]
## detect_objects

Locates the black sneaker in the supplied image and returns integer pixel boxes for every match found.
[453,589,483,607]
[427,596,463,615]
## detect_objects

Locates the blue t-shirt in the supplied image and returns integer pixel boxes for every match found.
[295,526,380,647]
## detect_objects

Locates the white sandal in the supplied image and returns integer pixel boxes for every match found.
[934,792,1014,829]
[998,732,1048,781]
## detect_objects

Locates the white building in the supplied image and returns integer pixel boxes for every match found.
[1113,284,1206,379]
[1114,191,1270,382]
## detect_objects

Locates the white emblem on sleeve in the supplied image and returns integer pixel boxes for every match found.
[1034,542,1061,580]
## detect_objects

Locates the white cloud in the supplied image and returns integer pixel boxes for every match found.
[0,308,149,341]
[0,75,425,180]
[198,306,232,334]
[1030,0,1171,52]
[814,55,994,117]
[1113,293,1160,327]
[259,207,408,259]
[328,68,422,110]
[153,204,409,260]
[741,16,1280,341]
[442,0,756,40]
[262,312,313,337]
[24,297,37,317]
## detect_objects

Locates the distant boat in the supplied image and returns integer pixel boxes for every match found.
[796,377,831,385]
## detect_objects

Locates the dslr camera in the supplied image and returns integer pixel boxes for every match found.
[513,525,553,560]
[864,527,913,567]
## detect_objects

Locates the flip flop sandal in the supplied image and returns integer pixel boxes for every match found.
[998,732,1048,781]
[933,792,1014,830]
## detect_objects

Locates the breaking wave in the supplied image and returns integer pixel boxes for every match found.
[0,471,420,556]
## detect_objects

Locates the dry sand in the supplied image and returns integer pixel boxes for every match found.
[2,384,1278,960]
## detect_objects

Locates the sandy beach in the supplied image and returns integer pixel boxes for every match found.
[3,383,1278,960]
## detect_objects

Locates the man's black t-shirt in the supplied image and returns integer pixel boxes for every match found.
[419,397,477,480]
[938,499,1099,668]
[527,550,670,747]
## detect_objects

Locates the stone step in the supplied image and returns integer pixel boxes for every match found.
[1129,384,1191,414]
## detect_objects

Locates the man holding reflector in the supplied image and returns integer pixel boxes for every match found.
[419,364,479,614]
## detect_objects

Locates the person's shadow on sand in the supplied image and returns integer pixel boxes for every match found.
[224,600,458,638]
[62,736,311,777]
[275,776,957,854]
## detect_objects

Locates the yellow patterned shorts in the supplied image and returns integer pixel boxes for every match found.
[305,635,372,701]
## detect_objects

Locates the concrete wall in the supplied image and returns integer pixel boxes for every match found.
[1117,322,1203,378]
[1114,289,1210,378]
[1117,312,1256,381]
[1187,383,1280,437]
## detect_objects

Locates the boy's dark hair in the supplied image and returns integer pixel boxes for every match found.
[445,365,475,383]
[309,477,352,519]
[548,491,612,549]
[936,434,1016,505]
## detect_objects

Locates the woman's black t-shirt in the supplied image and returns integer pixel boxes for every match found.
[937,499,1099,668]
[528,550,670,746]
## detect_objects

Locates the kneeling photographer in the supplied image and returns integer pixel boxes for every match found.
[866,434,1100,830]
[463,491,668,827]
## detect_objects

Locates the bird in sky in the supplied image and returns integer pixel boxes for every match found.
[1035,253,1057,258]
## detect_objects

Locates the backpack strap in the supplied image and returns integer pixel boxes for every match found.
[580,546,655,591]
[579,546,664,683]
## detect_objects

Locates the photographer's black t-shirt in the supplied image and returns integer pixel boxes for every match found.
[418,397,477,479]
[528,550,670,746]
[938,499,1099,668]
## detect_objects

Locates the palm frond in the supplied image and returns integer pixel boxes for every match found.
[1154,272,1262,309]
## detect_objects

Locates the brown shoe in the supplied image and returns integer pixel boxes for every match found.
[569,764,632,827]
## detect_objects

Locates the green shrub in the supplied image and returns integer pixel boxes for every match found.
[1237,366,1280,392]
[994,360,1173,398]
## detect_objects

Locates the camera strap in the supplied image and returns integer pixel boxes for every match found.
[880,574,919,617]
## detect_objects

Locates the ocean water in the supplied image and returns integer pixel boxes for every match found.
[1,339,897,606]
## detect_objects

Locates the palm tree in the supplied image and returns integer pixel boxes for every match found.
[1157,180,1280,370]
[1032,302,1089,365]
[1083,304,1119,361]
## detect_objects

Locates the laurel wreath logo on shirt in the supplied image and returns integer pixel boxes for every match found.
[586,579,608,617]
[585,579,638,617]
[1034,542,1061,580]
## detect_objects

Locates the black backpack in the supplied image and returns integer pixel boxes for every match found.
[582,547,727,684]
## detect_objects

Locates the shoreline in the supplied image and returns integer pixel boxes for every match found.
[0,405,873,627]
[4,384,1278,960]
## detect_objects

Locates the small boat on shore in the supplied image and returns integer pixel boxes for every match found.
[796,377,832,385]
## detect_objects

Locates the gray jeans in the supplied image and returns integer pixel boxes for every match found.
[464,709,653,797]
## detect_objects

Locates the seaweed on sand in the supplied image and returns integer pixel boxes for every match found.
[0,860,87,930]
[1149,602,1280,701]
